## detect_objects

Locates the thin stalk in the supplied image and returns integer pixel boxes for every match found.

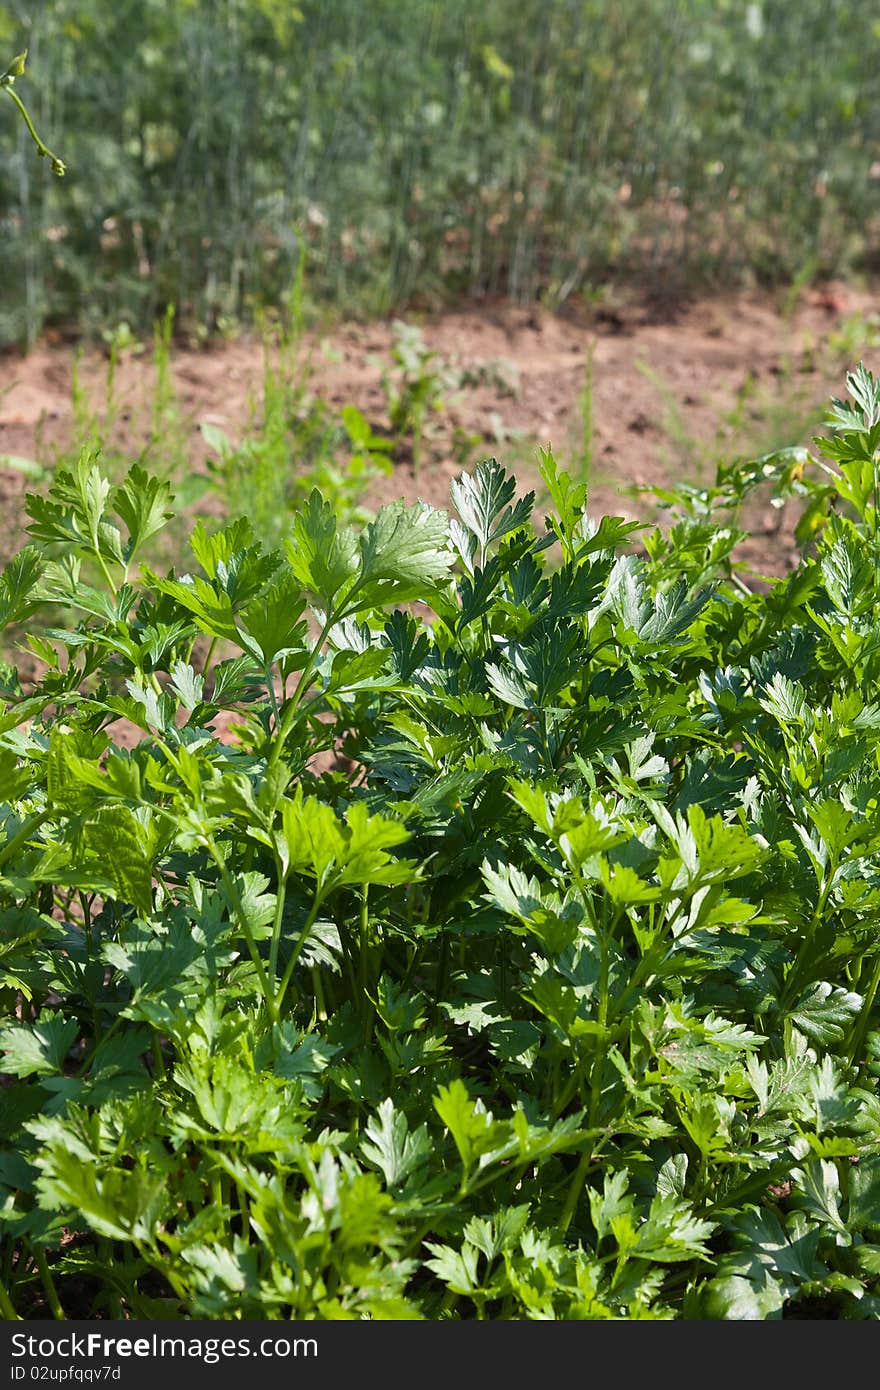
[609,921,671,1023]
[93,547,119,601]
[33,1246,64,1320]
[267,573,390,773]
[333,906,360,1001]
[78,890,92,964]
[148,1240,190,1306]
[435,926,450,1007]
[551,1044,590,1120]
[692,1148,710,1206]
[266,619,333,772]
[205,835,276,1022]
[558,1151,593,1235]
[201,634,219,678]
[265,665,281,730]
[235,1181,251,1241]
[2,83,65,173]
[554,888,616,1234]
[588,918,613,1132]
[358,884,373,1039]
[783,859,838,1004]
[847,950,880,1065]
[0,809,51,870]
[311,965,327,1021]
[274,890,324,1016]
[75,1012,122,1078]
[268,852,289,984]
[537,709,554,771]
[0,1274,19,1319]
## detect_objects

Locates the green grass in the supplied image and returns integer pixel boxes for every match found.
[6,301,495,584]
[632,314,880,527]
[3,0,880,346]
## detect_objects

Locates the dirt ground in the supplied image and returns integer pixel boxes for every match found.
[1,279,878,579]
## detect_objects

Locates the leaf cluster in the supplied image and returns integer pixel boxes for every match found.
[2,386,880,1319]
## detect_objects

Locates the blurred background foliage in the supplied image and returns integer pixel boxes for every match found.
[1,0,880,347]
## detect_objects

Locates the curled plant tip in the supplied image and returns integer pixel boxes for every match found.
[2,51,28,80]
[2,48,66,176]
[43,150,67,177]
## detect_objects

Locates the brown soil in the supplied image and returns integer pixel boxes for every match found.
[0,279,877,579]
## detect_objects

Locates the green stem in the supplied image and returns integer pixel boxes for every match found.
[265,665,281,730]
[359,884,372,1038]
[147,1239,190,1306]
[311,965,327,1021]
[201,633,219,678]
[33,1246,64,1320]
[847,950,880,1065]
[76,1012,124,1078]
[206,836,276,1023]
[274,890,324,1016]
[334,906,360,1000]
[93,546,119,600]
[267,602,353,773]
[268,851,289,984]
[78,890,92,964]
[588,923,612,1132]
[558,1150,593,1236]
[267,579,384,772]
[609,933,669,1026]
[3,83,66,174]
[551,1045,590,1120]
[0,1273,19,1319]
[0,809,51,870]
[235,1181,251,1240]
[783,858,838,1005]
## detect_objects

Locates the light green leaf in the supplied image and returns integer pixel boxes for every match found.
[792,1159,851,1245]
[485,661,531,710]
[353,499,452,609]
[0,1011,78,1077]
[169,661,205,712]
[360,1097,431,1189]
[111,464,175,561]
[434,1079,495,1175]
[451,458,533,557]
[284,491,358,606]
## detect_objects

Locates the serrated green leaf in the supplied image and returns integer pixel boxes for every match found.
[451,458,533,558]
[75,805,159,916]
[111,464,175,562]
[360,1097,431,1189]
[0,1011,78,1077]
[786,982,861,1046]
[168,661,205,712]
[352,499,452,610]
[792,1159,851,1244]
[0,546,43,629]
[284,490,358,605]
[239,571,307,665]
[485,661,531,710]
[434,1078,496,1175]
